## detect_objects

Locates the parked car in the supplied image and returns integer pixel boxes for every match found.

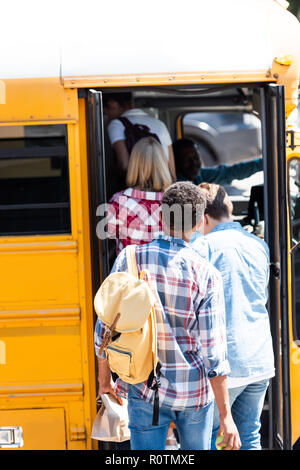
[183,95,300,167]
[183,110,262,167]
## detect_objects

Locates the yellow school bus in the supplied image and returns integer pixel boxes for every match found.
[0,0,300,450]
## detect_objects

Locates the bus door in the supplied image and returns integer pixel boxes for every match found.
[86,84,297,450]
[86,89,121,450]
[87,90,109,292]
[261,84,291,450]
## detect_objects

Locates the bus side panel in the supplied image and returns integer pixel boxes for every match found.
[0,79,77,123]
[0,240,85,449]
[0,241,79,308]
[0,408,67,450]
[0,90,96,449]
[289,268,300,445]
[69,102,98,450]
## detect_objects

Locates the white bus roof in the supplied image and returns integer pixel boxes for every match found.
[0,0,299,80]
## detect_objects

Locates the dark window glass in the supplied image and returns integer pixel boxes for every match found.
[0,125,71,235]
[289,158,300,340]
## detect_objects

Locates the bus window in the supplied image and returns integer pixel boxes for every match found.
[0,124,71,236]
[289,158,300,340]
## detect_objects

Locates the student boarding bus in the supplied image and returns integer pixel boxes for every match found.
[0,0,299,450]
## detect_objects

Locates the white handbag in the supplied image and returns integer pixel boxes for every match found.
[91,393,131,442]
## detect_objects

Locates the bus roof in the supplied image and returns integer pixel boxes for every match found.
[0,0,299,115]
[0,0,298,80]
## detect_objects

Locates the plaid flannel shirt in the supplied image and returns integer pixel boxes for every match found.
[94,235,230,411]
[106,187,164,255]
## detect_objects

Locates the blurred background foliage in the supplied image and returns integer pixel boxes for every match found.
[288,0,300,19]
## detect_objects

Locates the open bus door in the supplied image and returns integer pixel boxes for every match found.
[261,84,291,450]
[87,89,118,450]
[86,84,296,450]
[87,89,110,292]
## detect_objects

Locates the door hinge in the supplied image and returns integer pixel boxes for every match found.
[270,262,280,279]
[70,425,86,441]
[286,130,300,151]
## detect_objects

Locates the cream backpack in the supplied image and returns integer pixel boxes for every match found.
[94,244,161,425]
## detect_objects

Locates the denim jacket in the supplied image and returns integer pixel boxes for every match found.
[191,222,275,382]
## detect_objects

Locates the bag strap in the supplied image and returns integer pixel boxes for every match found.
[118,116,150,133]
[142,270,161,426]
[126,244,139,278]
[126,245,161,426]
[118,116,133,130]
[140,269,159,377]
[126,251,158,370]
[98,313,121,356]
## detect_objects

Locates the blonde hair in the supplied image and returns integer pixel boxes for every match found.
[126,137,172,192]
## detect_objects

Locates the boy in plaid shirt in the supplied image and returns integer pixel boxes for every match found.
[95,182,240,450]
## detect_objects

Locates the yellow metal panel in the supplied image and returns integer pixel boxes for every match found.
[0,80,5,104]
[0,78,78,123]
[0,400,86,449]
[0,99,97,449]
[176,115,183,139]
[68,105,97,450]
[0,383,84,399]
[67,400,87,446]
[0,408,66,450]
[0,326,82,383]
[287,140,300,444]
[0,307,80,329]
[0,234,73,245]
[0,239,77,253]
[67,125,79,239]
[0,341,6,364]
[0,243,79,308]
[63,70,272,89]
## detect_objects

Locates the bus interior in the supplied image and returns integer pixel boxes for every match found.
[102,86,264,214]
[99,86,265,266]
[86,83,292,449]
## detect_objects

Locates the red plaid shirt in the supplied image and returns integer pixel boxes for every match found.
[106,187,164,254]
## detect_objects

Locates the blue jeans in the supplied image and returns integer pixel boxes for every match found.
[211,379,269,450]
[127,386,214,450]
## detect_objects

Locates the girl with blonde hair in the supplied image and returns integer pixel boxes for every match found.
[106,137,173,254]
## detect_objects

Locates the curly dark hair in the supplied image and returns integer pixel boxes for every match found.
[199,182,233,219]
[172,138,195,172]
[161,182,206,232]
[102,92,133,108]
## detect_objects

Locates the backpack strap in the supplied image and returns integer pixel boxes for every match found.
[126,244,138,278]
[126,250,157,371]
[118,116,133,130]
[141,269,161,426]
[117,116,150,133]
[126,246,161,426]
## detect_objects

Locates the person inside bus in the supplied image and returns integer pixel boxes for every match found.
[103,92,176,183]
[173,138,263,186]
[105,137,172,255]
[191,183,275,450]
